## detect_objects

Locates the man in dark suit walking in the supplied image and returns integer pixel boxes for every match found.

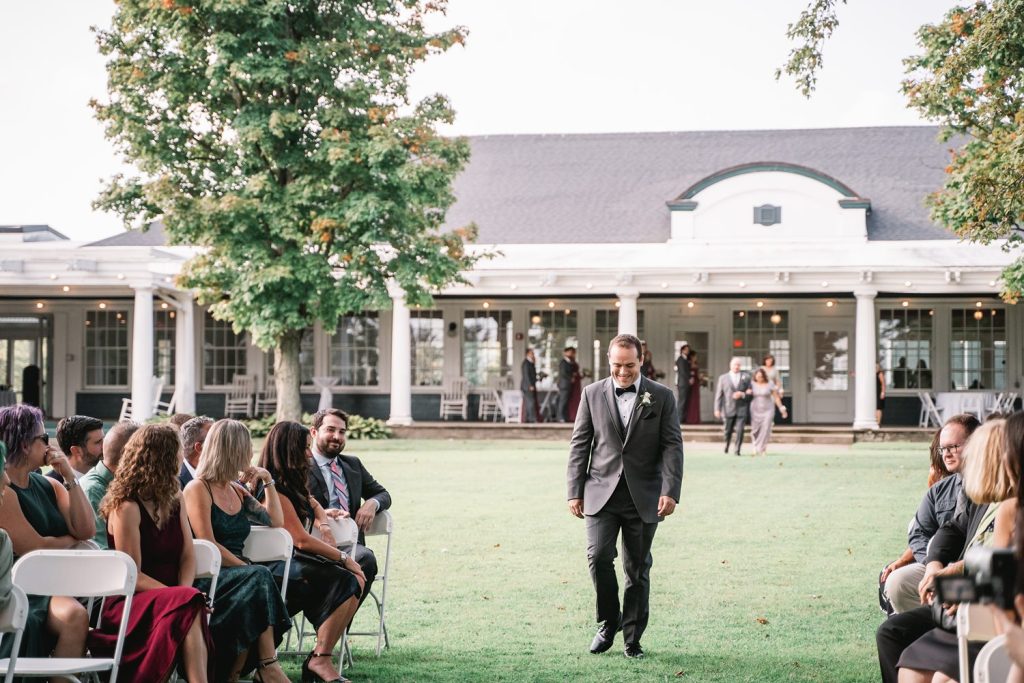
[567,334,684,659]
[714,357,753,455]
[521,348,539,423]
[557,347,578,422]
[307,408,391,600]
[675,344,691,423]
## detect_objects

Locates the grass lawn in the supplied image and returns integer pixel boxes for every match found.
[278,438,928,682]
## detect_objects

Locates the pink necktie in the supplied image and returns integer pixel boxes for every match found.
[328,460,350,512]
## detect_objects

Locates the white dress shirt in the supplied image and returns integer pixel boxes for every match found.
[312,450,343,509]
[182,458,198,481]
[614,378,642,428]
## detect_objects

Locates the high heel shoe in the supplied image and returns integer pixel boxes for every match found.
[302,651,350,683]
[253,656,286,683]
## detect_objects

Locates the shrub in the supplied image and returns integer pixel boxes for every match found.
[242,412,390,439]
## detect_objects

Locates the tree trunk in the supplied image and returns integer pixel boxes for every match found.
[275,330,303,423]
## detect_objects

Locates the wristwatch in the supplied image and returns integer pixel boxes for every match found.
[338,551,348,563]
[63,477,79,491]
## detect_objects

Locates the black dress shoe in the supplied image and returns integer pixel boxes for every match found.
[589,620,622,654]
[624,643,645,659]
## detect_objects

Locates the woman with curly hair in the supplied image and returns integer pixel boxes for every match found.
[91,423,212,682]
[183,419,291,683]
[256,421,364,683]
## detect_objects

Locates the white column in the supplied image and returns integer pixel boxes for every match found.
[130,284,155,421]
[853,287,879,430]
[616,288,639,336]
[387,287,413,426]
[174,293,197,414]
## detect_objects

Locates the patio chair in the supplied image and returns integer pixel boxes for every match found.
[0,585,27,683]
[255,380,277,417]
[440,377,469,420]
[10,550,137,682]
[918,392,943,428]
[154,388,178,418]
[118,377,164,422]
[224,374,256,419]
[477,388,503,421]
[502,390,524,423]
[995,391,1018,414]
[192,540,221,622]
[973,634,1010,683]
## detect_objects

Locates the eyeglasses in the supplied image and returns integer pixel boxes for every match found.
[936,444,963,456]
[33,434,48,446]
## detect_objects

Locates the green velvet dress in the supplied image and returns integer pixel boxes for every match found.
[195,482,291,682]
[2,473,67,658]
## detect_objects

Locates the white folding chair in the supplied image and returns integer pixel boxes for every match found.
[155,389,179,418]
[347,510,393,657]
[0,585,28,683]
[955,594,1000,683]
[243,526,293,601]
[477,389,503,422]
[192,540,221,619]
[974,633,1011,683]
[119,377,164,422]
[10,550,137,682]
[919,392,944,428]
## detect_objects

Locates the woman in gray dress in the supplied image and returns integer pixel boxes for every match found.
[750,368,787,456]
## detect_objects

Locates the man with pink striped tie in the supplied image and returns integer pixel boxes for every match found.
[308,409,392,602]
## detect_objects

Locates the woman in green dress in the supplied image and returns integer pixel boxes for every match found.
[0,404,95,671]
[183,419,292,683]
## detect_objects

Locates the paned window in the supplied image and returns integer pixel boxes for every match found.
[878,309,933,390]
[154,308,176,387]
[411,310,444,387]
[529,309,579,389]
[203,312,248,387]
[462,309,513,387]
[330,313,380,386]
[731,309,790,391]
[84,309,129,387]
[592,310,645,379]
[950,308,1006,391]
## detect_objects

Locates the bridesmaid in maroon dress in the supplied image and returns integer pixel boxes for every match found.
[91,424,212,682]
[683,350,703,424]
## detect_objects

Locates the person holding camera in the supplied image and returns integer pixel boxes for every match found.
[876,419,1015,683]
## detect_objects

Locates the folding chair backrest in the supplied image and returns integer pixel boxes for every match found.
[365,509,394,537]
[974,634,1011,683]
[243,527,293,599]
[192,539,222,608]
[150,377,165,404]
[443,378,468,401]
[0,585,27,683]
[313,517,359,553]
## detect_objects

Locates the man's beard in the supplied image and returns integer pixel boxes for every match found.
[318,439,343,455]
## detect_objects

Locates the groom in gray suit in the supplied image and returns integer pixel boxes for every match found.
[714,356,753,455]
[567,334,684,659]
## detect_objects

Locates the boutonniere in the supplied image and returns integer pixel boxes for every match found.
[639,391,653,408]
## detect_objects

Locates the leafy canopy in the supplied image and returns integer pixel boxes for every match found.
[93,0,481,348]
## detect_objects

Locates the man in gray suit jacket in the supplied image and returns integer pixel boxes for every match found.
[567,334,684,659]
[714,357,753,455]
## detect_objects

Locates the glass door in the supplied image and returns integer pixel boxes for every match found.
[0,316,51,413]
[674,330,712,423]
[805,319,854,423]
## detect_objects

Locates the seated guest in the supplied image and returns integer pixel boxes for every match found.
[877,419,1015,683]
[169,413,195,429]
[80,420,140,548]
[91,423,213,681]
[48,414,104,484]
[258,421,364,683]
[880,414,980,613]
[183,419,292,683]
[307,409,391,602]
[179,416,213,488]
[0,442,30,660]
[0,404,95,666]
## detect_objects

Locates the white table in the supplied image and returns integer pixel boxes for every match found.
[311,376,339,411]
[934,391,998,419]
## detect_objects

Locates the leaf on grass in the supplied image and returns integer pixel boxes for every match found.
[675,671,686,677]
[810,594,822,600]
[756,617,769,625]
[482,595,490,600]
[847,547,853,555]
[720,559,729,565]
[493,543,501,548]
[556,606,565,611]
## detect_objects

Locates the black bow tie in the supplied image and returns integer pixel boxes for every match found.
[615,385,637,396]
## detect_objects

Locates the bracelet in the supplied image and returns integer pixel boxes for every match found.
[264,479,276,487]
[318,523,330,530]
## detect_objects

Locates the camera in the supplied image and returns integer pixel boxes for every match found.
[934,547,1017,611]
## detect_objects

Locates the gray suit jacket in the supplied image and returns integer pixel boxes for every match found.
[566,377,684,524]
[714,371,752,417]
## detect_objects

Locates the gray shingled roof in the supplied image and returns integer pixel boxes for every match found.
[86,221,168,247]
[444,125,953,243]
[0,225,69,241]
[88,126,953,247]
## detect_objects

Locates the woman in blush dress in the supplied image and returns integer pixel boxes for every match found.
[683,351,703,424]
[92,423,212,682]
[749,368,787,456]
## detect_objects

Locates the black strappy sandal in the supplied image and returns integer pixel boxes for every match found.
[253,656,284,683]
[302,651,350,683]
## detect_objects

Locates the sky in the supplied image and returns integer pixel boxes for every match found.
[0,0,949,243]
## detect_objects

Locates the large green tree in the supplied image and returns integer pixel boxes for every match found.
[93,0,482,420]
[778,0,1024,300]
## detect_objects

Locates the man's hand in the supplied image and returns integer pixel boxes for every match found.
[354,501,377,532]
[568,498,584,519]
[325,508,349,520]
[880,557,908,584]
[714,410,721,419]
[732,391,744,399]
[658,496,676,517]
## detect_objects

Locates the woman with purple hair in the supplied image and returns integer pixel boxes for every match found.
[0,404,96,666]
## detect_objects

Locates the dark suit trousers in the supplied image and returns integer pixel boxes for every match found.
[676,385,688,423]
[558,387,571,422]
[354,543,378,603]
[875,606,935,683]
[523,389,538,423]
[585,477,658,646]
[723,413,747,453]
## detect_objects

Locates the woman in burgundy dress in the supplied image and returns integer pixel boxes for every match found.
[91,423,212,682]
[684,350,703,424]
